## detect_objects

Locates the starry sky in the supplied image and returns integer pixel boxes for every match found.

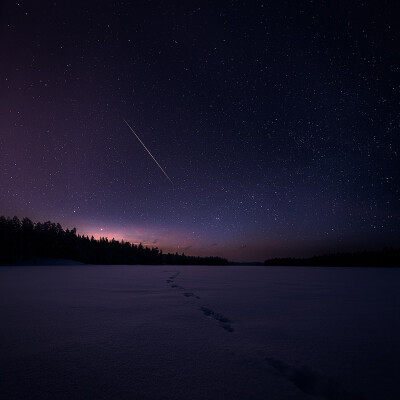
[1,0,399,262]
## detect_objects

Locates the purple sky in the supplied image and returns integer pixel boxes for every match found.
[1,1,399,261]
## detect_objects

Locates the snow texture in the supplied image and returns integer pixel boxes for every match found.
[1,265,399,399]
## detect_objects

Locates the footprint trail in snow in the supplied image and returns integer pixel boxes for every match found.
[164,270,234,333]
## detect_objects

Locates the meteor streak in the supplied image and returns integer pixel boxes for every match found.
[123,119,173,185]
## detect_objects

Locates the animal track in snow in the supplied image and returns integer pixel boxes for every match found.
[164,272,233,332]
[200,306,234,333]
[165,271,200,295]
[265,357,362,400]
[164,272,232,332]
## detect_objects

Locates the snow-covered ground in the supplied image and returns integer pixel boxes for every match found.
[1,265,399,399]
[15,258,85,266]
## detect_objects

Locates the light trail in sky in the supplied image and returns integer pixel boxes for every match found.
[123,119,173,185]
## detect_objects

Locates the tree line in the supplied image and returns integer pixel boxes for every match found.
[0,216,228,265]
[264,248,400,267]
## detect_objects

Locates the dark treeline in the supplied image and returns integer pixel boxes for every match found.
[0,216,228,266]
[264,248,400,267]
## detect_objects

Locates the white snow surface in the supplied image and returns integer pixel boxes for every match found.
[1,265,399,399]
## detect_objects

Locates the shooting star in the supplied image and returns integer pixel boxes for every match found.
[123,119,173,185]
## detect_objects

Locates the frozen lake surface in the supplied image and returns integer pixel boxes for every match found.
[1,265,399,399]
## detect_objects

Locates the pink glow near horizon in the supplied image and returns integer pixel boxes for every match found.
[75,221,275,261]
[76,222,204,254]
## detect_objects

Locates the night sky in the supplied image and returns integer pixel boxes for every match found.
[1,1,399,261]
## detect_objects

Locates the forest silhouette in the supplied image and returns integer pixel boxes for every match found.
[264,248,400,267]
[1,216,398,267]
[0,216,228,265]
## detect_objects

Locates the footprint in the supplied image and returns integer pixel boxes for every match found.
[221,324,234,332]
[201,307,214,316]
[165,271,202,304]
[200,307,234,333]
[165,273,232,332]
[265,357,362,400]
[214,313,232,324]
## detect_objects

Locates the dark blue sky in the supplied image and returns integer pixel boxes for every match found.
[1,0,399,261]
